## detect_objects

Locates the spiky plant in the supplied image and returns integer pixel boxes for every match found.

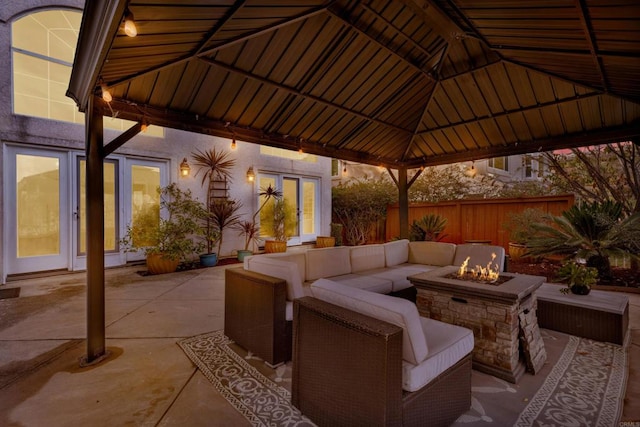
[209,199,241,255]
[526,201,640,278]
[409,213,448,241]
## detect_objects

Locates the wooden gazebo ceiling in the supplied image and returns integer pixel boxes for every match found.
[68,0,640,169]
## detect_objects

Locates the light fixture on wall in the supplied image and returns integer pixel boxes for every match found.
[123,9,137,37]
[466,161,477,178]
[246,167,255,182]
[179,158,191,177]
[231,138,237,150]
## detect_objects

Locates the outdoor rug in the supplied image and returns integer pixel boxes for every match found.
[178,329,628,427]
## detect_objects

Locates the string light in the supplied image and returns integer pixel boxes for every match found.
[231,138,237,150]
[124,10,137,37]
[101,84,112,103]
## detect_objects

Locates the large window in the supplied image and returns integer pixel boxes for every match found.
[488,156,509,172]
[11,9,162,136]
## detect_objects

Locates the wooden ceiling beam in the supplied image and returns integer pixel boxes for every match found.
[575,0,610,93]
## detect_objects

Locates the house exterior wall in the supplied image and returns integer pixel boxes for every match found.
[0,1,331,283]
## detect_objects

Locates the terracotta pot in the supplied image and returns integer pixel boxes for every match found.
[146,253,180,274]
[315,236,336,248]
[264,240,287,253]
[508,242,529,261]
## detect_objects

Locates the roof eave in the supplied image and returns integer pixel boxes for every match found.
[66,0,124,112]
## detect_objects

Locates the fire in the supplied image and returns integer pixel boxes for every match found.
[457,253,500,283]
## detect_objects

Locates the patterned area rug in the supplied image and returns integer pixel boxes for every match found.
[179,329,627,427]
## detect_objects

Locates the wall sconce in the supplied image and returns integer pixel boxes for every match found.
[465,161,477,178]
[123,9,137,37]
[231,138,237,150]
[246,166,255,182]
[179,158,190,177]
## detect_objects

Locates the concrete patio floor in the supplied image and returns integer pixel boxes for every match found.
[0,264,638,426]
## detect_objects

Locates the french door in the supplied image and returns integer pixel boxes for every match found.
[5,147,70,274]
[4,145,167,277]
[257,173,320,245]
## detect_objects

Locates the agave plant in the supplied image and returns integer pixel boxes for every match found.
[409,213,448,241]
[526,201,640,278]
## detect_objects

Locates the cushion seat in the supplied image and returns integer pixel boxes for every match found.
[329,273,394,294]
[356,264,434,292]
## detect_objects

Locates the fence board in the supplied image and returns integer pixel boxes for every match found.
[385,195,575,250]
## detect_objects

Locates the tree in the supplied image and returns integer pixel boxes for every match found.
[332,177,396,245]
[542,142,640,215]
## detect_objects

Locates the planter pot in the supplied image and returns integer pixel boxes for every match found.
[264,240,287,253]
[199,253,218,267]
[570,285,591,295]
[316,236,336,248]
[146,253,180,275]
[237,249,253,261]
[508,243,529,261]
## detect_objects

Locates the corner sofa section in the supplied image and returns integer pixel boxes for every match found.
[224,240,504,366]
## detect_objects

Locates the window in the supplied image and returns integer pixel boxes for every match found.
[488,156,509,172]
[260,146,317,163]
[523,155,545,179]
[11,9,163,136]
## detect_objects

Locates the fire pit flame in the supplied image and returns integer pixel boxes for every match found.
[457,253,500,283]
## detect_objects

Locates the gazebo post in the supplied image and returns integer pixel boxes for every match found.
[398,166,409,240]
[82,94,107,365]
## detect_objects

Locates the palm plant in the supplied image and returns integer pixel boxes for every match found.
[234,220,260,251]
[209,199,242,256]
[526,201,640,278]
[191,148,236,254]
[409,213,448,241]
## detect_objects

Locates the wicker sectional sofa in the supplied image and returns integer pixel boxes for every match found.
[224,239,504,366]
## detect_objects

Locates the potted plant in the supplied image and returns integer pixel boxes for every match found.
[263,197,296,253]
[120,184,203,274]
[191,147,236,265]
[503,208,546,261]
[556,261,598,295]
[233,184,282,259]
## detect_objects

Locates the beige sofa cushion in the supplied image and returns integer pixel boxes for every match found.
[254,252,307,282]
[305,246,352,281]
[408,241,456,266]
[311,278,429,365]
[350,244,386,273]
[384,239,409,267]
[244,255,304,300]
[453,244,505,272]
[330,273,393,294]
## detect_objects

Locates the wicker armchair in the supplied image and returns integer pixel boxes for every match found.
[292,296,472,427]
[224,267,292,366]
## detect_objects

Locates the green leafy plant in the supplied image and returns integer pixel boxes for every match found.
[330,222,343,246]
[503,208,547,244]
[120,183,204,262]
[261,197,297,242]
[556,261,598,295]
[409,213,448,241]
[526,201,640,278]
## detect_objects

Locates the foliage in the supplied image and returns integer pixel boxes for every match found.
[409,214,448,241]
[208,199,242,255]
[542,142,640,216]
[234,220,260,251]
[409,165,469,202]
[191,147,237,254]
[330,222,343,246]
[503,208,547,244]
[497,180,555,199]
[526,201,640,278]
[260,197,297,241]
[556,261,598,295]
[332,177,396,245]
[120,183,204,261]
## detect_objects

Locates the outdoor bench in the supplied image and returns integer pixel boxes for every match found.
[535,283,629,345]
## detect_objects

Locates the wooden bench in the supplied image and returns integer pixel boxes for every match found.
[535,283,629,345]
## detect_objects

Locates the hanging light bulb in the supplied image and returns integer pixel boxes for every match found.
[101,84,112,103]
[124,10,137,37]
[231,138,237,150]
[140,123,148,133]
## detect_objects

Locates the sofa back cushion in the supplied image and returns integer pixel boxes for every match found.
[252,252,307,282]
[305,246,352,281]
[311,278,429,365]
[453,244,506,272]
[408,241,456,266]
[244,255,304,300]
[384,239,409,267]
[350,244,386,273]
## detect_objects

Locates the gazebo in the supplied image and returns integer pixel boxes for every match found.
[67,0,640,363]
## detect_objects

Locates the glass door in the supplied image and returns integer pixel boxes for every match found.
[5,147,69,274]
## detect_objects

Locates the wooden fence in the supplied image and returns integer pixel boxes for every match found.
[384,195,575,249]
